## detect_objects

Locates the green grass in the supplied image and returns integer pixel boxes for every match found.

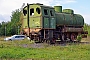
[0,37,90,60]
[88,27,90,36]
[0,44,90,60]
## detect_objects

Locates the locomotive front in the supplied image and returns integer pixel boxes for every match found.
[22,3,42,36]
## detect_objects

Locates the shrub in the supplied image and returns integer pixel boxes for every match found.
[77,35,82,42]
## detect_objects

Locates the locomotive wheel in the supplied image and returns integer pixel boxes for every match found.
[30,35,34,40]
[61,34,65,42]
[50,38,55,44]
[70,33,76,41]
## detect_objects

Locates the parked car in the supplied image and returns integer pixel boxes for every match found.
[4,35,26,41]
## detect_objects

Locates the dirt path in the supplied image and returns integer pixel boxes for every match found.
[81,36,90,42]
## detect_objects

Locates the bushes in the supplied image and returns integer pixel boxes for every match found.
[77,35,82,42]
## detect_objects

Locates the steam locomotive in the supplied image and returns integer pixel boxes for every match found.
[22,3,87,43]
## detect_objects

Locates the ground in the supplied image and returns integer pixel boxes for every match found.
[81,36,90,42]
[0,36,90,59]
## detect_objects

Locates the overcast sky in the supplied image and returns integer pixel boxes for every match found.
[0,0,90,24]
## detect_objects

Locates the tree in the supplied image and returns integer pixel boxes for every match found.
[0,9,22,36]
[84,23,88,31]
[0,21,6,36]
[9,9,21,35]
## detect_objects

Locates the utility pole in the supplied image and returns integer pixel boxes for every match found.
[5,23,6,38]
[18,26,19,34]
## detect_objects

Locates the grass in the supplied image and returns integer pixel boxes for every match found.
[0,37,90,60]
[87,26,90,36]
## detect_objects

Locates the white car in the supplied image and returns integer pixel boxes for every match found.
[4,35,26,41]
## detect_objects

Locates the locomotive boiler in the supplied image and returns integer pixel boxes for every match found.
[22,3,87,43]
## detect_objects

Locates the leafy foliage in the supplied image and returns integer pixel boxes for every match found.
[0,9,22,36]
[84,23,90,36]
[84,23,88,31]
[77,35,82,42]
[0,22,6,36]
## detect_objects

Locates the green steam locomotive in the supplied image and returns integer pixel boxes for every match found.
[22,3,87,43]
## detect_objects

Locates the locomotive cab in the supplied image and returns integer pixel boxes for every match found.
[41,5,56,29]
[23,3,42,29]
[22,3,56,41]
[22,3,56,29]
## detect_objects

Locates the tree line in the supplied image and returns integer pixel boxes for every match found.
[0,9,22,36]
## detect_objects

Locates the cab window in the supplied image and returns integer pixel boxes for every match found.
[23,10,27,16]
[30,8,34,16]
[50,10,54,16]
[36,7,40,14]
[44,9,48,15]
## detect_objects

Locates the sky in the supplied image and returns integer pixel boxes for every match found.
[0,0,90,24]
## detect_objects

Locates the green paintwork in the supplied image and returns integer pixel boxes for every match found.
[30,17,41,28]
[41,6,56,29]
[22,3,84,29]
[43,17,49,28]
[54,6,62,13]
[50,18,56,29]
[23,4,42,28]
[63,9,74,14]
[22,3,56,29]
[23,7,28,28]
[55,13,65,25]
[74,14,84,26]
[56,13,84,26]
[29,4,42,28]
[30,5,41,16]
[23,18,28,28]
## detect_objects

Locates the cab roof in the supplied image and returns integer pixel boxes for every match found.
[23,3,54,9]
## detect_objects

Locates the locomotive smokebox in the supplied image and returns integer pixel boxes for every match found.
[54,6,62,13]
